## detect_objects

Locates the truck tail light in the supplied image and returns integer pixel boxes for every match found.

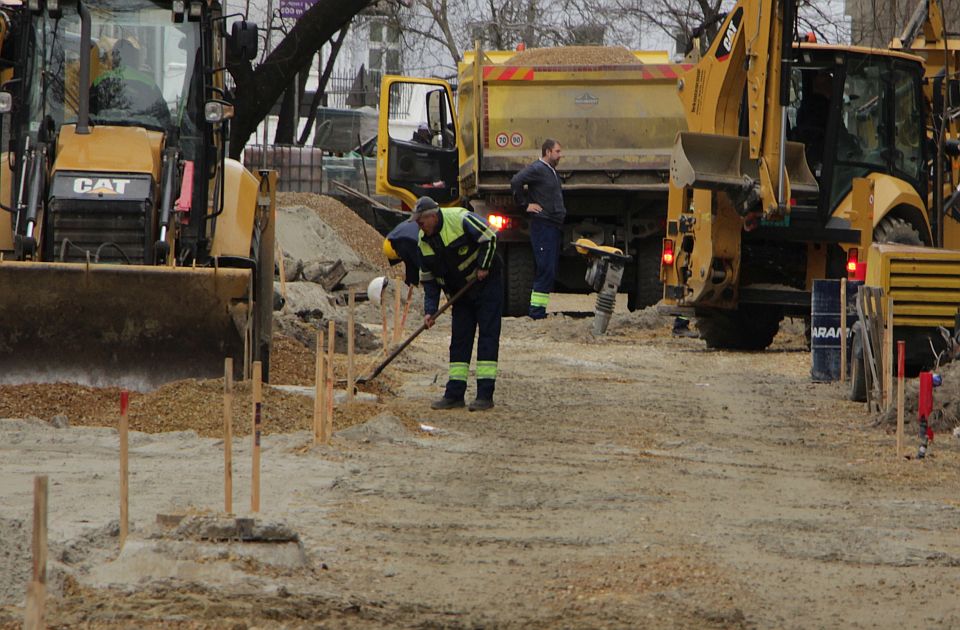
[488,213,510,231]
[662,238,675,266]
[846,248,859,276]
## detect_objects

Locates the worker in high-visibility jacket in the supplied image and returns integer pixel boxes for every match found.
[413,197,502,412]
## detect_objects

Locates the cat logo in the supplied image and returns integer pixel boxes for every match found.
[72,177,132,195]
[458,245,469,255]
[715,7,743,62]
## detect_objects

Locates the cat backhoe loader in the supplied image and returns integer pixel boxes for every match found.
[661,0,932,349]
[0,1,276,389]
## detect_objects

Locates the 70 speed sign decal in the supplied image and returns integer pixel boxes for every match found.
[494,132,524,147]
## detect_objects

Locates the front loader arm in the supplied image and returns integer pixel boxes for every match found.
[677,0,797,218]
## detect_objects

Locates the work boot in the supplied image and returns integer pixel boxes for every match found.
[468,398,495,412]
[431,397,465,410]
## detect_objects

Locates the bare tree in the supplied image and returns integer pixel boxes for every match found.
[227,0,382,157]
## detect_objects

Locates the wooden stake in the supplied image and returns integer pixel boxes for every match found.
[223,358,233,514]
[840,278,847,383]
[314,329,326,445]
[393,282,403,343]
[119,390,129,548]
[884,297,894,408]
[251,361,262,513]
[897,340,905,459]
[276,240,288,300]
[380,286,390,353]
[400,284,414,334]
[24,475,47,630]
[327,320,335,438]
[349,290,356,403]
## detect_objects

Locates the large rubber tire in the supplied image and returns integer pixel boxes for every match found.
[874,216,922,245]
[695,305,783,351]
[503,242,534,317]
[627,237,663,312]
[848,321,867,402]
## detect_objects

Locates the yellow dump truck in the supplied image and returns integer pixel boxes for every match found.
[376,46,689,315]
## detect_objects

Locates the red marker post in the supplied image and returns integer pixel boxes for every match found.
[896,341,905,459]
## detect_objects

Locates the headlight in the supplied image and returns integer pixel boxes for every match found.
[204,100,235,124]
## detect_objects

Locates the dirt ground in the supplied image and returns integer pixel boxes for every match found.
[2,296,960,629]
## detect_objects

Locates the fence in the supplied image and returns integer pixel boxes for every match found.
[242,145,379,196]
[243,145,324,194]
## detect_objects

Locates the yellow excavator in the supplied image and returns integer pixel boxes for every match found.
[661,0,932,349]
[0,1,276,389]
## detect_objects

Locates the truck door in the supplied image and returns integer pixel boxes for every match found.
[376,77,460,209]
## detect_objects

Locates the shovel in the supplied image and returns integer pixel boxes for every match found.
[356,279,478,384]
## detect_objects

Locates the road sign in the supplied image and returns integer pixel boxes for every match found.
[280,0,318,19]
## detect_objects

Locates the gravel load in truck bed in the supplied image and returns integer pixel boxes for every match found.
[506,46,642,66]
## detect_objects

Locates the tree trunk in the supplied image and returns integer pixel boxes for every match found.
[227,0,372,159]
[273,59,312,145]
[298,26,349,147]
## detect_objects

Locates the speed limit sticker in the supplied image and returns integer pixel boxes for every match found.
[495,133,509,147]
[511,132,523,146]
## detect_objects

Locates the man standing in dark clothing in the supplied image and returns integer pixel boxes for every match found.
[413,196,502,412]
[510,139,566,319]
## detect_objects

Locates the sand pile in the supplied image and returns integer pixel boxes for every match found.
[276,192,389,270]
[0,335,398,438]
[506,46,641,66]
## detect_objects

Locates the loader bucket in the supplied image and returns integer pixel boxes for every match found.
[671,132,818,198]
[0,260,254,390]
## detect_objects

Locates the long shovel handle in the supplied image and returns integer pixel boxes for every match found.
[357,279,478,384]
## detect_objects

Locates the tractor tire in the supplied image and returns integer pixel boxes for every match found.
[874,216,922,245]
[848,321,867,402]
[695,305,783,351]
[627,236,663,312]
[503,242,534,317]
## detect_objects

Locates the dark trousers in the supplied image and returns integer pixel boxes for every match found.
[445,269,503,401]
[529,219,562,319]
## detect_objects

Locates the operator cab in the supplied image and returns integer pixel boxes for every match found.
[787,45,927,213]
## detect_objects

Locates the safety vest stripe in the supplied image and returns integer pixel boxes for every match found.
[457,249,479,271]
[449,362,469,381]
[530,291,550,307]
[476,361,498,379]
[464,213,497,269]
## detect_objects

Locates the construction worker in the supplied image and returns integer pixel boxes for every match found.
[383,220,422,287]
[413,197,503,412]
[510,139,566,319]
[91,35,171,129]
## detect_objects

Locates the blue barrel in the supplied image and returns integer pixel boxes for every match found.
[811,279,861,382]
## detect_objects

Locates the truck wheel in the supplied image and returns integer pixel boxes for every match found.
[874,216,922,245]
[695,305,783,350]
[503,243,534,317]
[848,321,867,402]
[627,236,663,312]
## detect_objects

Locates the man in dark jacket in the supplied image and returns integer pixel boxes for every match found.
[383,220,422,287]
[413,197,502,412]
[510,139,566,319]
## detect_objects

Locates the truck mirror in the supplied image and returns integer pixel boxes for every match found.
[949,80,960,110]
[229,21,259,61]
[426,89,444,133]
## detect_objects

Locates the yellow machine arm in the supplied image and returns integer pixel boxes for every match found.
[674,0,808,220]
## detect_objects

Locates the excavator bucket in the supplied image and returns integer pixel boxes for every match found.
[0,261,254,390]
[671,132,818,198]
